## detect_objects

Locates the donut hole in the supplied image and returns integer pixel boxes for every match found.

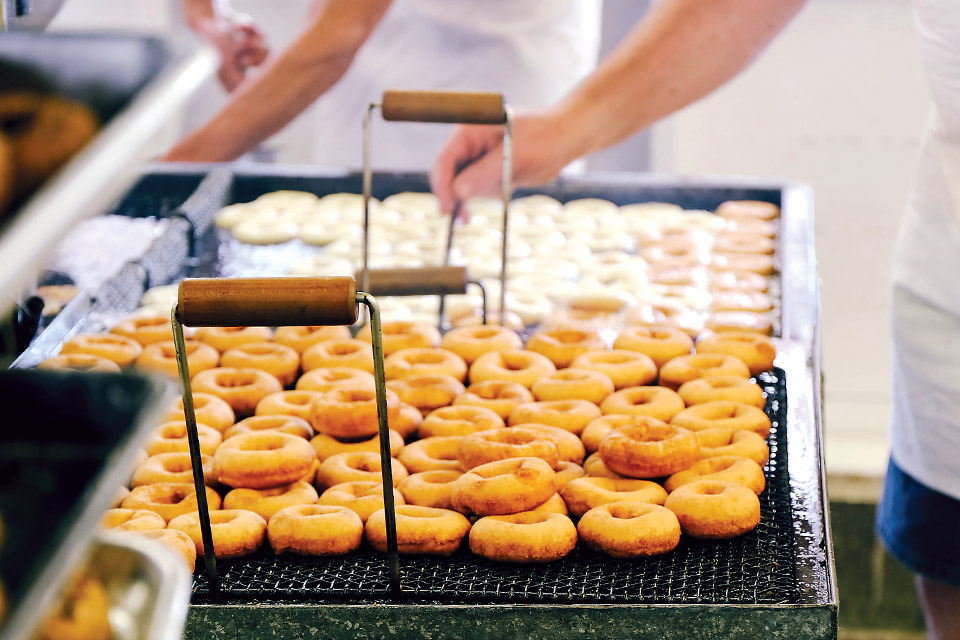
[217,371,259,387]
[160,425,187,439]
[135,317,168,329]
[92,335,133,346]
[500,355,530,371]
[239,344,278,356]
[630,396,653,406]
[597,353,634,364]
[554,330,588,344]
[607,503,647,520]
[408,353,446,365]
[504,511,552,525]
[162,458,193,473]
[692,355,726,370]
[340,389,376,403]
[556,370,590,381]
[472,328,501,339]
[156,487,191,504]
[331,344,361,356]
[221,327,247,333]
[383,323,414,335]
[697,485,726,496]
[493,431,537,446]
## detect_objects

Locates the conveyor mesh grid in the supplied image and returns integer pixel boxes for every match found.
[191,369,798,605]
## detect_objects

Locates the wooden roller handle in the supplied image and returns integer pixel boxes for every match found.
[381,90,505,125]
[178,277,358,327]
[359,267,468,297]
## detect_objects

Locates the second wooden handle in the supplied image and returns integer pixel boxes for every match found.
[381,90,505,125]
[359,266,468,297]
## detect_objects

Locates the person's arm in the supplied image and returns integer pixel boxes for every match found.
[182,0,269,92]
[166,0,393,162]
[430,0,807,213]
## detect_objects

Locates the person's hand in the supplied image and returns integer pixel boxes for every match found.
[189,6,269,92]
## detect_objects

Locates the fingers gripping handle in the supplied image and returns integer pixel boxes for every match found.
[381,90,505,125]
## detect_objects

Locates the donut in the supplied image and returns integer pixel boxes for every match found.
[315,451,408,489]
[658,354,751,391]
[143,421,221,456]
[100,508,166,531]
[194,326,273,353]
[709,252,775,276]
[508,399,602,435]
[386,374,465,415]
[710,269,769,293]
[664,456,765,495]
[695,331,776,376]
[192,367,283,417]
[530,368,614,405]
[310,387,400,439]
[390,402,423,440]
[469,512,577,563]
[317,481,405,522]
[273,325,351,354]
[135,340,219,378]
[709,290,774,314]
[469,350,556,389]
[712,231,775,255]
[223,480,319,520]
[224,415,313,440]
[168,509,267,558]
[163,392,235,433]
[677,376,766,410]
[419,405,504,438]
[531,493,569,516]
[121,482,222,523]
[398,470,462,510]
[511,423,585,465]
[357,321,441,356]
[525,326,606,369]
[664,479,761,539]
[398,436,464,473]
[570,350,657,390]
[38,354,120,373]
[34,573,110,640]
[366,505,472,556]
[255,390,322,421]
[581,415,651,453]
[697,429,769,466]
[705,310,773,335]
[554,461,586,488]
[453,380,534,420]
[310,429,404,460]
[213,431,316,489]
[583,452,626,479]
[296,366,376,393]
[613,326,693,369]
[440,325,523,364]
[458,426,559,470]
[60,333,142,367]
[302,339,374,373]
[121,529,196,570]
[578,502,681,558]
[599,419,699,478]
[561,474,669,517]
[109,315,175,346]
[567,288,634,317]
[671,401,771,438]
[451,457,556,516]
[600,386,685,422]
[267,504,364,555]
[131,452,216,487]
[716,200,779,221]
[221,342,300,387]
[384,348,467,382]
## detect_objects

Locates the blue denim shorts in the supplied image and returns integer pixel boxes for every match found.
[876,458,960,586]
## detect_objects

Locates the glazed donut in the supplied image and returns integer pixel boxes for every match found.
[469,350,556,389]
[453,380,534,420]
[664,479,761,539]
[302,339,374,373]
[357,321,441,356]
[581,415,648,453]
[398,470,462,510]
[296,366,376,393]
[224,415,314,440]
[578,502,681,558]
[100,508,166,532]
[273,325,351,353]
[419,405,504,438]
[255,390,322,421]
[310,387,400,439]
[511,423,586,465]
[613,326,693,369]
[710,269,769,293]
[144,421,221,456]
[709,252,775,276]
[695,331,776,376]
[163,392,235,433]
[60,333,142,367]
[678,376,766,410]
[697,429,769,466]
[560,476,668,517]
[705,311,773,335]
[317,481,405,522]
[110,315,175,346]
[469,512,577,563]
[194,326,273,353]
[310,429,404,460]
[458,426,560,470]
[600,386,686,422]
[122,529,197,570]
[709,290,774,315]
[531,368,614,405]
[440,325,523,364]
[223,481,319,520]
[213,431,316,489]
[121,482,222,523]
[315,451,408,489]
[366,505,472,556]
[192,367,283,417]
[390,403,423,440]
[526,326,607,369]
[267,504,364,555]
[398,436,464,473]
[658,354,751,391]
[507,400,601,437]
[221,342,300,387]
[712,231,775,255]
[570,350,657,390]
[135,340,219,378]
[38,354,120,373]
[386,374,465,415]
[554,461,586,488]
[671,401,771,438]
[599,419,699,478]
[664,456,765,495]
[384,348,467,382]
[716,200,780,221]
[131,452,216,487]
[451,457,556,516]
[168,509,267,559]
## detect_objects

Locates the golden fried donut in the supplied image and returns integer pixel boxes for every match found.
[317,481,405,522]
[554,461,586,488]
[390,403,423,440]
[213,431,316,489]
[255,390,321,421]
[716,199,780,221]
[664,456,765,495]
[194,326,273,353]
[658,354,751,391]
[144,421,221,456]
[38,354,120,373]
[398,470,462,510]
[677,376,766,410]
[583,452,625,479]
[508,399,601,435]
[695,331,776,376]
[273,325,351,353]
[135,340,219,378]
[168,509,267,559]
[267,504,364,555]
[697,429,769,466]
[419,405,504,438]
[398,436,463,473]
[578,502,681,558]
[672,401,771,438]
[599,386,685,422]
[581,415,647,453]
[310,387,400,439]
[310,429,404,460]
[469,512,577,563]
[664,479,761,539]
[561,475,669,517]
[454,380,534,420]
[384,347,467,382]
[100,508,166,531]
[302,339,374,373]
[469,350,556,389]
[35,572,110,640]
[724,217,777,238]
[110,315,175,346]
[530,368,614,405]
[531,493,569,515]
[710,269,769,293]
[710,290,774,315]
[366,505,471,556]
[192,367,283,417]
[163,392,235,433]
[131,452,215,487]
[315,451,408,489]
[222,341,300,387]
[709,252,775,276]
[357,320,441,355]
[124,529,196,570]
[712,231,775,255]
[121,482,221,523]
[224,414,313,440]
[452,457,556,516]
[705,310,773,335]
[296,366,376,392]
[223,480,319,520]
[386,374,465,415]
[570,350,657,390]
[440,325,523,364]
[60,332,142,367]
[613,326,693,368]
[512,423,586,465]
[458,426,559,470]
[599,419,699,478]
[526,326,607,369]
